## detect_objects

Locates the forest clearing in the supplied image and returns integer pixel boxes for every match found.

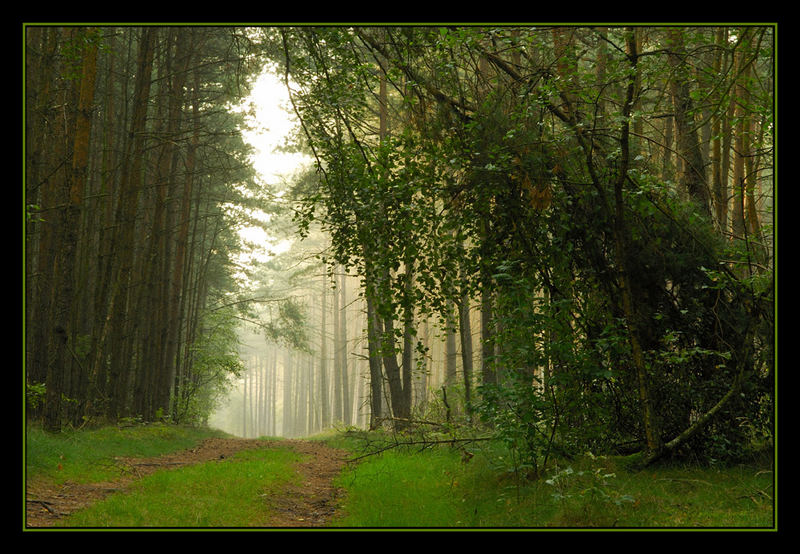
[24,24,776,531]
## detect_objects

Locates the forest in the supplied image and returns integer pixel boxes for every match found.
[25,24,775,475]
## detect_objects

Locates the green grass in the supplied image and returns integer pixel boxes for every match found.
[26,423,227,485]
[327,438,775,529]
[610,463,775,527]
[58,446,304,527]
[25,424,775,529]
[331,446,467,527]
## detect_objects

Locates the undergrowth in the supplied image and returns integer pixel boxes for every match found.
[326,432,775,529]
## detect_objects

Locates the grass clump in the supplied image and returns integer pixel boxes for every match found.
[331,445,465,528]
[58,446,304,528]
[607,461,775,527]
[26,423,227,485]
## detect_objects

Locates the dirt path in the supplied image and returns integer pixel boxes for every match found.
[25,437,350,529]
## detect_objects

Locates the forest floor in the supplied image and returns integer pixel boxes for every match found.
[25,437,349,528]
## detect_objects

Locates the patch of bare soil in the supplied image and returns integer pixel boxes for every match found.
[25,437,349,529]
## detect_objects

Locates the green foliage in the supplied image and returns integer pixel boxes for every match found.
[260,297,310,351]
[26,381,47,411]
[544,460,635,526]
[25,203,45,223]
[58,27,103,82]
[275,26,774,465]
[173,307,244,425]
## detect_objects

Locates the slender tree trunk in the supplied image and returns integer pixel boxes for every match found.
[711,29,726,230]
[458,273,473,417]
[284,348,293,437]
[401,261,415,418]
[731,35,751,244]
[339,269,351,425]
[42,27,77,431]
[107,28,155,420]
[151,28,190,417]
[270,349,277,435]
[319,270,330,428]
[662,113,674,182]
[366,288,383,429]
[242,369,248,437]
[615,31,662,458]
[480,261,496,387]
[65,29,99,425]
[667,29,711,217]
[26,27,60,408]
[332,267,343,423]
[444,297,458,393]
[378,279,410,424]
[44,28,100,430]
[166,34,199,420]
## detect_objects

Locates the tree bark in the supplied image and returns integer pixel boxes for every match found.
[666,29,711,217]
[458,268,474,417]
[165,31,199,419]
[107,27,156,420]
[615,30,663,459]
[319,269,330,428]
[332,266,343,423]
[43,28,99,430]
[339,269,352,425]
[365,281,383,429]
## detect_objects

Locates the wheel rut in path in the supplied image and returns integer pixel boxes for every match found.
[25,437,350,528]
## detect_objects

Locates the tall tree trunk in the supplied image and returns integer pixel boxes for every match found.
[711,28,727,230]
[731,32,751,244]
[44,28,99,430]
[377,272,410,425]
[151,28,190,417]
[480,218,496,388]
[366,287,383,429]
[332,267,343,423]
[25,28,60,406]
[339,269,351,426]
[270,349,278,436]
[401,261,415,419]
[458,271,473,417]
[107,27,155,420]
[40,27,76,430]
[615,31,662,458]
[166,33,199,419]
[444,297,458,394]
[282,348,292,437]
[67,29,100,424]
[319,269,330,428]
[666,29,711,217]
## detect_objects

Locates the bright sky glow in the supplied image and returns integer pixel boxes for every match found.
[240,70,310,183]
[231,68,312,285]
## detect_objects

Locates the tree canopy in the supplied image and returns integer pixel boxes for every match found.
[269,25,774,465]
[25,24,774,468]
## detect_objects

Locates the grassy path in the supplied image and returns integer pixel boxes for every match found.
[25,425,774,529]
[25,436,348,528]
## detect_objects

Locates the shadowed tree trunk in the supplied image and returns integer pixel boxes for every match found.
[107,27,156,420]
[44,28,99,431]
[667,29,711,217]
